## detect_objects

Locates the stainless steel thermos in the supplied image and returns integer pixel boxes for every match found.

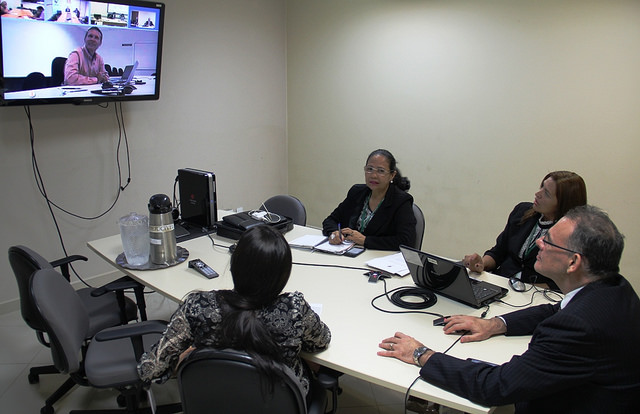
[148,194,177,265]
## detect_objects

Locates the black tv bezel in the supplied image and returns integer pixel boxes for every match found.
[0,0,165,106]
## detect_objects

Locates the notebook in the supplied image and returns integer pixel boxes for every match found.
[399,245,508,308]
[113,61,138,85]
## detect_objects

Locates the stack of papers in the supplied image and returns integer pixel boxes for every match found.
[366,252,410,276]
[288,234,355,255]
[314,240,355,255]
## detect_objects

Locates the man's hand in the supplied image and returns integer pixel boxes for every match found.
[377,332,429,365]
[441,315,507,343]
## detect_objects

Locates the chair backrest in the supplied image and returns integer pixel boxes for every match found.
[178,348,307,414]
[30,268,90,374]
[8,246,54,331]
[413,203,425,250]
[263,195,307,226]
[51,57,67,87]
[23,72,47,90]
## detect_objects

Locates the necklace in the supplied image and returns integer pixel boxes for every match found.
[358,193,384,232]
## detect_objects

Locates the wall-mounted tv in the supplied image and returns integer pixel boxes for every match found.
[0,0,165,106]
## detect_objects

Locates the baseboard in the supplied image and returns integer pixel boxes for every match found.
[0,270,124,315]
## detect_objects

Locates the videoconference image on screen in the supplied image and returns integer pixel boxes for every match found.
[0,0,164,106]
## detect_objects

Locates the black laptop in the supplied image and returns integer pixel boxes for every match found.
[399,245,508,308]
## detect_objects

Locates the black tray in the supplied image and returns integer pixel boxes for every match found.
[116,246,189,270]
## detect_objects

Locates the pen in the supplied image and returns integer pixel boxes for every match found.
[337,223,343,242]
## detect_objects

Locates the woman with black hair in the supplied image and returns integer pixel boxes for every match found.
[322,148,417,251]
[138,225,331,397]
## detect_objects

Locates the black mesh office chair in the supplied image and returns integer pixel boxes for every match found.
[50,57,67,87]
[178,348,338,414]
[9,245,146,404]
[413,203,425,250]
[263,195,307,226]
[30,268,182,414]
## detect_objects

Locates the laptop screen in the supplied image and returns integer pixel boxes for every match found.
[399,245,497,308]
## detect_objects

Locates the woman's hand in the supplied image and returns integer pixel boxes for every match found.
[463,253,485,273]
[329,230,344,244]
[342,228,365,246]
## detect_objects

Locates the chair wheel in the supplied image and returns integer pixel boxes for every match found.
[41,405,54,414]
[117,394,126,407]
[28,373,40,384]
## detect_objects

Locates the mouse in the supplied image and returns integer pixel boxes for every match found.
[508,277,526,292]
[101,81,113,89]
[433,316,451,326]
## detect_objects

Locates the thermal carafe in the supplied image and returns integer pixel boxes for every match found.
[148,194,177,265]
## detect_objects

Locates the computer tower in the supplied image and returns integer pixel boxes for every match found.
[178,168,217,229]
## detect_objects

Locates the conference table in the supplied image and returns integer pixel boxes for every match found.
[88,221,558,414]
[3,76,156,100]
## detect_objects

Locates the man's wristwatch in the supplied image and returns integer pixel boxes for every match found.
[413,346,430,366]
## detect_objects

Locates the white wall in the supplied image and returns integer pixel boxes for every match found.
[0,0,287,310]
[287,0,640,290]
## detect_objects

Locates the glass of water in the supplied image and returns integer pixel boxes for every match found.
[119,212,150,266]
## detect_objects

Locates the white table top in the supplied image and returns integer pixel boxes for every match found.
[88,223,557,414]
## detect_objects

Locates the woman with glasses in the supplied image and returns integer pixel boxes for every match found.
[322,149,416,251]
[463,171,587,290]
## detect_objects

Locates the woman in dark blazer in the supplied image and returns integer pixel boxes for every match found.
[463,170,587,289]
[322,149,416,251]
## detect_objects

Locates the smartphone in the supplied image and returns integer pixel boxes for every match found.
[344,246,365,257]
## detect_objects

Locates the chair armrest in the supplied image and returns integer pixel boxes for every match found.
[93,320,167,342]
[49,254,88,268]
[50,255,88,281]
[90,276,144,297]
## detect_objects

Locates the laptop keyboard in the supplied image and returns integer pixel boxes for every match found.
[471,280,499,301]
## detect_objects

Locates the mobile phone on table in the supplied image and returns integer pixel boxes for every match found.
[344,246,365,257]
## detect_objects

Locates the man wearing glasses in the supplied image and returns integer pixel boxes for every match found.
[378,205,640,413]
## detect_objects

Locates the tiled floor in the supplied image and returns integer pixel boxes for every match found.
[0,293,511,413]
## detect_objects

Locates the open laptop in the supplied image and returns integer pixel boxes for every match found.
[399,245,508,308]
[112,61,138,85]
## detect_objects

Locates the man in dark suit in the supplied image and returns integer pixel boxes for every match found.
[378,205,640,413]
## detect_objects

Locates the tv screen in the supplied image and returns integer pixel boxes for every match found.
[0,0,164,106]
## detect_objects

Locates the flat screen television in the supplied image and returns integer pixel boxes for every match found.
[0,0,165,106]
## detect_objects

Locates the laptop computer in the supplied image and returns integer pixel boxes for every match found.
[113,61,138,85]
[399,245,508,308]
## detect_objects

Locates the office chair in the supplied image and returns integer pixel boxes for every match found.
[178,348,338,414]
[50,57,67,87]
[413,203,425,250]
[23,72,47,90]
[8,246,146,391]
[30,268,182,414]
[263,195,307,226]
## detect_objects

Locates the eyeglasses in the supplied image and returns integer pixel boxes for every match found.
[364,166,392,176]
[541,237,582,255]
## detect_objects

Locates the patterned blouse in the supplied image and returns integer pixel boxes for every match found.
[137,290,331,395]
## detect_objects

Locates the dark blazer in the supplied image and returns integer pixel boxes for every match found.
[484,202,557,289]
[322,184,416,251]
[419,274,640,413]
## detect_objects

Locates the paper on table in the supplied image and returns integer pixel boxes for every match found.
[314,239,355,255]
[366,252,410,276]
[289,234,328,249]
